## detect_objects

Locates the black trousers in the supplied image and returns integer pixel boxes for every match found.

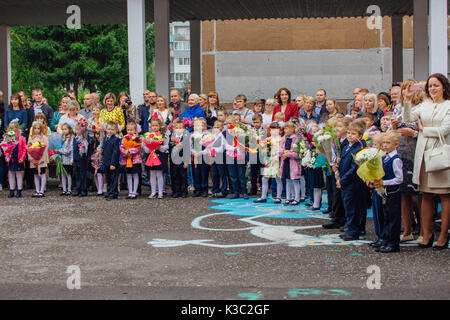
[250,163,263,193]
[74,157,88,194]
[325,173,335,210]
[331,187,346,225]
[105,167,119,198]
[170,163,187,195]
[211,163,227,194]
[382,186,402,248]
[193,163,210,193]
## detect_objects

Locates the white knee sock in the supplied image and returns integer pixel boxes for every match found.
[293,179,300,202]
[16,171,23,190]
[261,177,269,199]
[286,179,294,201]
[34,174,40,193]
[61,174,67,192]
[67,174,72,192]
[157,171,164,196]
[132,173,139,196]
[300,176,306,199]
[276,178,283,199]
[150,171,157,196]
[8,171,15,190]
[97,173,104,194]
[127,174,133,196]
[40,174,46,194]
[313,188,322,208]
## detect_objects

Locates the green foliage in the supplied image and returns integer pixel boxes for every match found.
[11,24,156,107]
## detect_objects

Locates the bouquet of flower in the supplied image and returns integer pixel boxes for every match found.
[27,141,47,171]
[142,132,165,167]
[363,127,381,147]
[122,134,142,168]
[182,118,192,131]
[227,124,257,160]
[91,150,102,175]
[0,130,20,163]
[201,132,217,161]
[301,149,316,168]
[353,148,386,201]
[48,133,67,177]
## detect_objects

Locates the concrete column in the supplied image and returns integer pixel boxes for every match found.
[0,26,11,104]
[414,0,429,80]
[127,0,147,106]
[190,20,201,94]
[391,15,404,83]
[429,0,448,75]
[154,0,170,98]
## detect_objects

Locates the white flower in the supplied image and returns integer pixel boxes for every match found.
[301,150,316,168]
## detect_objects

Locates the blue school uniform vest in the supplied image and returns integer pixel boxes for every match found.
[382,154,400,181]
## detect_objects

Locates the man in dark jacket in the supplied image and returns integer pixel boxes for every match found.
[169,89,188,119]
[27,88,54,133]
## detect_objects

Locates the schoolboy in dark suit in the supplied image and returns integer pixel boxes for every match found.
[101,122,121,200]
[336,119,366,241]
[169,118,190,198]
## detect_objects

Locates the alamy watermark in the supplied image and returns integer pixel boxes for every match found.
[366,5,382,30]
[66,5,81,30]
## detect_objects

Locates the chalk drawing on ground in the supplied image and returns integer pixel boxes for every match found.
[147,196,377,248]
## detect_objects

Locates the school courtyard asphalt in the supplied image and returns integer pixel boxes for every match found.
[0,183,449,300]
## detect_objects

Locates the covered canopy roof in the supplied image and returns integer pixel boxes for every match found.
[0,0,441,26]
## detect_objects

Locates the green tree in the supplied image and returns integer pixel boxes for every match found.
[11,24,156,107]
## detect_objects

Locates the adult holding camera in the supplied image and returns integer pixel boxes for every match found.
[403,73,450,250]
[118,92,137,135]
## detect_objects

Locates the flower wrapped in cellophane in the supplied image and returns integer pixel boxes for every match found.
[0,129,21,163]
[122,134,141,168]
[48,133,67,177]
[353,148,386,201]
[142,132,165,167]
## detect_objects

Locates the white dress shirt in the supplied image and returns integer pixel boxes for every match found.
[383,150,403,186]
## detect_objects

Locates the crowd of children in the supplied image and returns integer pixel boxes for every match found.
[0,89,428,253]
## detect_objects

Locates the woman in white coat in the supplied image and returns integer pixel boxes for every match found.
[403,73,450,250]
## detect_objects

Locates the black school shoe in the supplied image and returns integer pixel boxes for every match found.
[322,222,343,229]
[378,246,400,253]
[16,190,22,198]
[369,239,383,248]
[339,233,359,241]
[8,190,15,198]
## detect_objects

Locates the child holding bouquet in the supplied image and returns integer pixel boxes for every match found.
[100,122,121,200]
[280,121,302,206]
[169,118,190,198]
[249,114,265,196]
[225,114,249,199]
[368,131,403,253]
[210,120,228,198]
[192,118,211,197]
[304,124,325,211]
[336,120,366,241]
[72,118,89,197]
[28,121,49,197]
[323,117,351,229]
[1,122,26,198]
[253,122,283,204]
[56,122,75,195]
[120,122,142,199]
[142,118,168,199]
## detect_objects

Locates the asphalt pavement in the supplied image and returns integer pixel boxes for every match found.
[0,184,449,300]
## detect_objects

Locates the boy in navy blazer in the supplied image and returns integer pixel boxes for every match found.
[336,119,366,241]
[101,122,121,200]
